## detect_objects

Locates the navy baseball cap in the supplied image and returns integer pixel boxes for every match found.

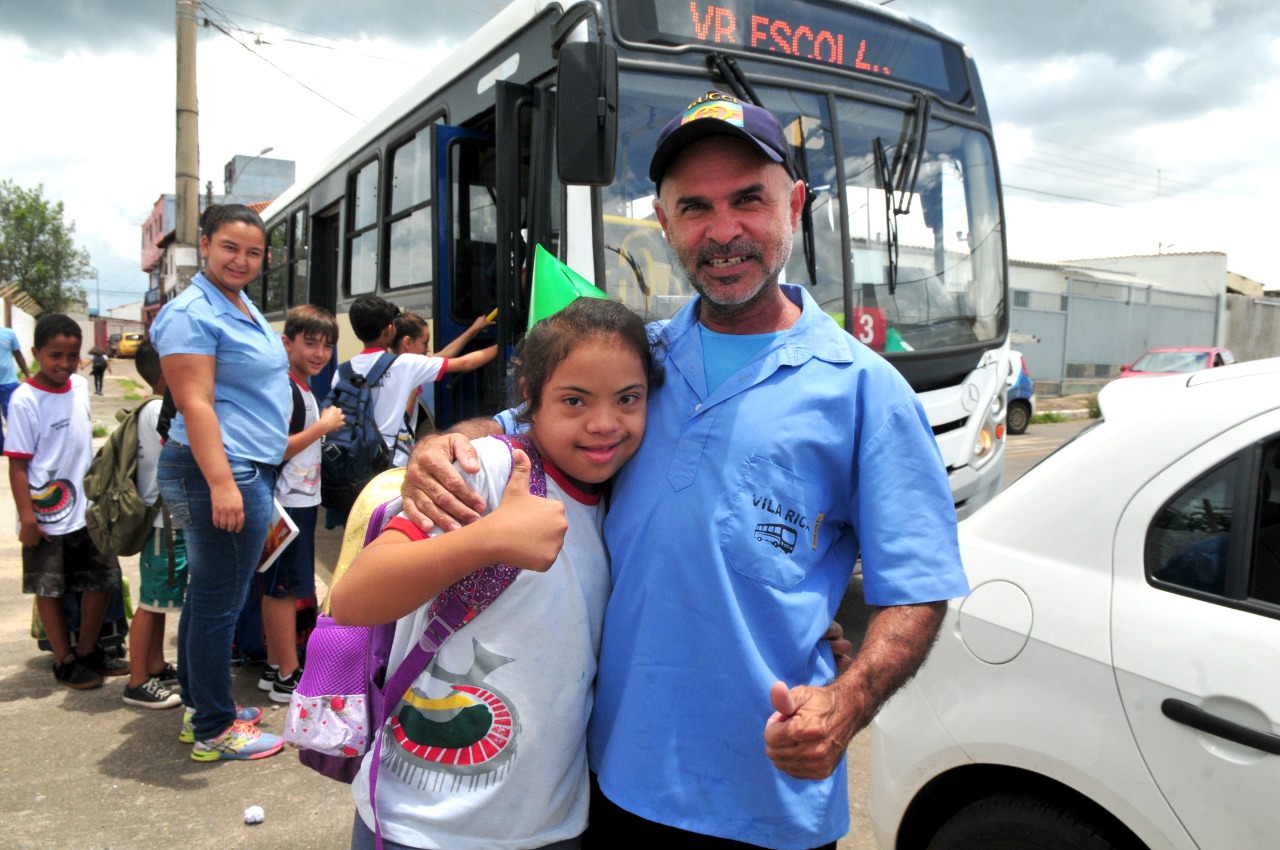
[649,91,794,189]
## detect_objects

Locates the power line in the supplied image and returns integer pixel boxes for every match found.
[198,6,366,122]
[1003,183,1123,207]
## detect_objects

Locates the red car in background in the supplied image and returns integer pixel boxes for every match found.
[1119,346,1236,378]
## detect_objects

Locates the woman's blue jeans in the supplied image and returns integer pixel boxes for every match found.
[158,441,276,740]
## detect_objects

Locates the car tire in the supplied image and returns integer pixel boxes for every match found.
[927,793,1133,850]
[1007,401,1031,435]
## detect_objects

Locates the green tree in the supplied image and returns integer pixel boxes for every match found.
[0,179,91,312]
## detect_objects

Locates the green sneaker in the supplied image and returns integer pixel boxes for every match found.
[191,720,283,762]
[179,704,264,744]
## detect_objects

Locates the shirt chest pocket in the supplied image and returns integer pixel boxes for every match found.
[719,456,815,590]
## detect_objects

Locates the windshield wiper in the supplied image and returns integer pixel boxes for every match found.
[873,94,932,296]
[706,53,817,288]
[892,93,931,216]
[872,136,900,296]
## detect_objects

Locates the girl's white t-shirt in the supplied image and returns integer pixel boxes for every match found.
[351,436,609,850]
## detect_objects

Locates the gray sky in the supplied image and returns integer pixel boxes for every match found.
[1,0,1275,312]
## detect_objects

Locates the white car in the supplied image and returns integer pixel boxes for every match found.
[870,358,1280,850]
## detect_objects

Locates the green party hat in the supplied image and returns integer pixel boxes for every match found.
[528,244,608,331]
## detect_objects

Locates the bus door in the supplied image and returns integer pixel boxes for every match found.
[309,203,341,393]
[434,123,497,427]
[433,82,557,428]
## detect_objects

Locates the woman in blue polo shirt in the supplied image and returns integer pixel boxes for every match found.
[151,204,290,762]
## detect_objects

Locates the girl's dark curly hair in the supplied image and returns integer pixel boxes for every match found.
[513,297,664,424]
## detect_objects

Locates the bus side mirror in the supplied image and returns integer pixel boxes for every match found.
[556,41,618,186]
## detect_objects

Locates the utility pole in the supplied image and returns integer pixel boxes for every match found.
[174,0,200,296]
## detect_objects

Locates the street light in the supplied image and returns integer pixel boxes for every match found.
[88,266,100,316]
[226,146,274,195]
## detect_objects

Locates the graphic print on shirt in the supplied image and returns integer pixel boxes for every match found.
[31,467,78,526]
[382,638,521,792]
[750,492,809,555]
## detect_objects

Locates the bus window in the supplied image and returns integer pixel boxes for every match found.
[290,210,308,306]
[265,222,287,313]
[347,159,380,295]
[388,125,435,291]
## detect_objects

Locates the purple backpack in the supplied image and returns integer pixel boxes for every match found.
[285,434,545,791]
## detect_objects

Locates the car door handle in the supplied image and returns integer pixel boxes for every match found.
[1161,698,1280,755]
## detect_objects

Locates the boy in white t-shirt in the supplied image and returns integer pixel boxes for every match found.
[258,306,345,702]
[342,295,497,466]
[5,314,125,690]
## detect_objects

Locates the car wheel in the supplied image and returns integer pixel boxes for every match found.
[1007,401,1031,435]
[927,793,1133,850]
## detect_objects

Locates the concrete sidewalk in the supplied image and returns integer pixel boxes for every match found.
[0,361,354,850]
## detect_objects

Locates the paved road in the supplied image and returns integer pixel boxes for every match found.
[0,364,1091,850]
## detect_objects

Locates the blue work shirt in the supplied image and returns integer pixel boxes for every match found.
[150,272,289,465]
[0,327,22,386]
[587,285,969,848]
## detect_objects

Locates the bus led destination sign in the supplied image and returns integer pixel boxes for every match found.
[615,0,969,102]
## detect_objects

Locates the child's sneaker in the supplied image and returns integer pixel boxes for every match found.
[269,667,302,704]
[152,663,179,688]
[179,704,265,744]
[79,647,130,677]
[53,655,104,690]
[190,720,284,762]
[122,677,183,710]
[257,664,279,692]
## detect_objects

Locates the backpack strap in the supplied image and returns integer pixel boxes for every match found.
[361,352,398,388]
[288,379,306,436]
[368,434,545,849]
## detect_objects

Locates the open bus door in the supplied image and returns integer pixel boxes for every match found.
[433,81,559,429]
[433,123,496,428]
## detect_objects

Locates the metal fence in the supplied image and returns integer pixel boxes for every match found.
[1011,278,1220,395]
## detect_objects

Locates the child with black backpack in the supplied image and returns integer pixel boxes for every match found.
[321,296,497,521]
[257,305,345,703]
[121,341,185,708]
[328,297,663,850]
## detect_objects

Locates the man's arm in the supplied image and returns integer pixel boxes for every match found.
[763,600,946,780]
[400,417,503,532]
[13,350,29,379]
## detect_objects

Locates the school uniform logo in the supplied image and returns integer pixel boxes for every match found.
[31,477,77,525]
[384,639,521,792]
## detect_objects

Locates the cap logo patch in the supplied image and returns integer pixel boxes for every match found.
[681,95,744,128]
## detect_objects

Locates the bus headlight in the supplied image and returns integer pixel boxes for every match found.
[972,394,1005,469]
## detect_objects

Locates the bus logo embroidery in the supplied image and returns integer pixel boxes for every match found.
[384,639,521,792]
[682,92,744,128]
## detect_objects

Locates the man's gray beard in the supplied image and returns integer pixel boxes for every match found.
[678,234,794,323]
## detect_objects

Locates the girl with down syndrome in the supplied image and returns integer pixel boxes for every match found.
[330,297,664,850]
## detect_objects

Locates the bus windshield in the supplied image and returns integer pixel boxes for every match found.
[601,73,1005,357]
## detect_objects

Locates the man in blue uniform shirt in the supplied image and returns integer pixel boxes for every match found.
[403,91,969,850]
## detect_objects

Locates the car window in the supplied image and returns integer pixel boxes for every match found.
[1147,459,1236,595]
[1251,443,1280,605]
[1147,438,1280,609]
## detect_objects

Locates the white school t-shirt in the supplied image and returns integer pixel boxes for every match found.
[277,375,322,508]
[351,436,609,850]
[336,349,447,467]
[3,375,94,536]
